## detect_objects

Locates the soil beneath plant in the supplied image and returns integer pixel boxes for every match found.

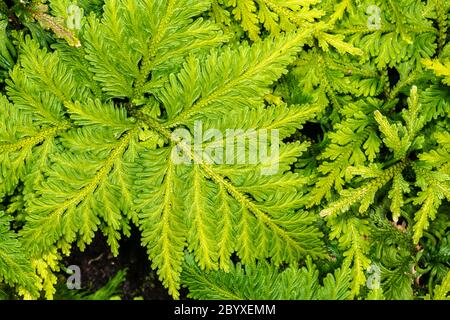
[63,226,179,300]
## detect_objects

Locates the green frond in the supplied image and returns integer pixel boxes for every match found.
[381,265,414,300]
[0,20,16,74]
[31,3,81,47]
[320,161,408,217]
[160,31,313,126]
[402,85,425,138]
[0,94,68,199]
[9,36,86,104]
[316,32,363,56]
[136,137,325,297]
[428,270,450,300]
[366,288,385,300]
[220,0,324,41]
[84,0,228,99]
[30,250,61,300]
[182,254,352,300]
[342,0,437,68]
[291,49,383,111]
[0,212,39,298]
[420,84,450,122]
[388,173,410,222]
[374,111,410,160]
[199,103,325,139]
[328,215,371,296]
[374,86,426,158]
[116,32,328,297]
[420,131,450,169]
[412,167,450,244]
[65,99,134,130]
[423,58,450,86]
[50,42,105,99]
[309,98,383,206]
[327,0,350,25]
[135,148,187,298]
[21,128,140,256]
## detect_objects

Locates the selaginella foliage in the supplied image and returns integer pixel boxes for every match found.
[0,0,448,300]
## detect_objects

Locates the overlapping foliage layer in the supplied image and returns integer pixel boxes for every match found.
[0,0,449,300]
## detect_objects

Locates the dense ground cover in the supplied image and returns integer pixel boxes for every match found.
[0,0,449,300]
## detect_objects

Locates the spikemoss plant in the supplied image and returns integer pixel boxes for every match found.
[0,0,449,300]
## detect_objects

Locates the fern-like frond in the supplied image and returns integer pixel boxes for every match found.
[182,254,351,300]
[327,214,371,296]
[412,166,450,244]
[125,30,328,298]
[0,212,39,298]
[320,161,408,217]
[423,58,450,86]
[427,270,450,300]
[219,0,324,41]
[21,124,139,256]
[84,0,228,100]
[0,94,68,200]
[342,0,437,68]
[309,98,384,206]
[160,31,313,127]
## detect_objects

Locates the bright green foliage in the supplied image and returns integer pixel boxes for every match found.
[427,270,450,300]
[213,0,324,41]
[182,254,352,300]
[423,58,450,86]
[0,0,329,299]
[327,213,371,297]
[0,212,39,297]
[0,0,449,301]
[213,0,363,56]
[319,85,426,218]
[0,20,16,80]
[132,33,328,297]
